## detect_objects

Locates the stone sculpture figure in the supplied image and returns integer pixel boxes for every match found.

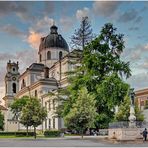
[130,88,135,106]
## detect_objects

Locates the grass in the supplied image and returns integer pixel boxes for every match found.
[0,135,33,138]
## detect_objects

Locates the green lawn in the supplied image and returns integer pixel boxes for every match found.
[0,135,33,138]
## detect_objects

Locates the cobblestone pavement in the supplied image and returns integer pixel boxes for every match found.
[0,136,148,147]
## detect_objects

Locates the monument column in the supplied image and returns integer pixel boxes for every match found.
[128,88,136,128]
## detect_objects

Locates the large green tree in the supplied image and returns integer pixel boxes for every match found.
[20,97,47,139]
[64,87,97,138]
[59,23,131,128]
[0,110,4,131]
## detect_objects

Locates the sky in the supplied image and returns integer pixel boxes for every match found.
[0,1,148,99]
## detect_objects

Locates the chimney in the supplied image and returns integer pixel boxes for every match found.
[44,66,49,78]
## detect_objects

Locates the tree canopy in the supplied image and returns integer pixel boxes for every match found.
[10,96,30,120]
[20,97,47,139]
[64,87,97,138]
[58,23,131,129]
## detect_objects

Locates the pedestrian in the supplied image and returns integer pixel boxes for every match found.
[143,128,148,141]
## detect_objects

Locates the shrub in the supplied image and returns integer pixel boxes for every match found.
[0,131,34,136]
[44,130,61,137]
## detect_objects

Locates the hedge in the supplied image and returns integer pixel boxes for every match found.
[0,132,34,136]
[44,130,61,137]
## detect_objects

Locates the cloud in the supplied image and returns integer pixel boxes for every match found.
[26,16,55,49]
[0,1,35,22]
[127,73,148,90]
[0,2,54,24]
[118,9,142,23]
[118,9,138,23]
[0,49,37,87]
[33,17,54,33]
[60,16,75,31]
[27,30,42,49]
[122,43,148,65]
[128,26,139,31]
[141,62,148,69]
[130,50,142,61]
[0,2,25,17]
[76,7,90,21]
[144,43,148,51]
[134,16,143,23]
[43,1,55,15]
[93,1,122,17]
[0,24,25,38]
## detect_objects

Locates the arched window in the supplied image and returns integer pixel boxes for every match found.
[39,54,42,62]
[59,51,62,60]
[35,90,37,97]
[13,68,15,72]
[47,51,51,60]
[12,83,16,93]
[21,79,26,89]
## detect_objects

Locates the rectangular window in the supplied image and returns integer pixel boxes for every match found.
[45,118,47,129]
[53,99,55,110]
[53,118,55,129]
[45,102,47,110]
[35,90,37,97]
[48,119,51,129]
[48,100,51,111]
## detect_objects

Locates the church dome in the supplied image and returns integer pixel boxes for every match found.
[39,25,69,53]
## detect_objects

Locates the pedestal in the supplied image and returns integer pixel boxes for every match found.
[128,105,136,128]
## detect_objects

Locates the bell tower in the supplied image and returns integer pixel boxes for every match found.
[4,60,20,107]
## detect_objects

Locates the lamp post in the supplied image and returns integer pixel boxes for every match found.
[128,88,136,128]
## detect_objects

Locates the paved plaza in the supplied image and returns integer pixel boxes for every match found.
[0,136,148,147]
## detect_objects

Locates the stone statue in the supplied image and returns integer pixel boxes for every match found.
[129,88,135,106]
[128,88,136,127]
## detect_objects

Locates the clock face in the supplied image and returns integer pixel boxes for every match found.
[12,77,16,81]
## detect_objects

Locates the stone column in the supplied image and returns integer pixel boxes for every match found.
[128,88,136,128]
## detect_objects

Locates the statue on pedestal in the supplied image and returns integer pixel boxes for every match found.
[128,88,136,128]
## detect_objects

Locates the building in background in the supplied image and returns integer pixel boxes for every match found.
[135,89,148,121]
[1,25,81,131]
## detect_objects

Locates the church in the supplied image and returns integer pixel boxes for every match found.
[1,24,81,131]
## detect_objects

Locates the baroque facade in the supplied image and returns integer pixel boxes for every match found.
[2,25,81,131]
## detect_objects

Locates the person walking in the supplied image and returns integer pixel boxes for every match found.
[143,128,148,141]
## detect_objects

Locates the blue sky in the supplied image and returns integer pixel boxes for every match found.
[0,1,148,96]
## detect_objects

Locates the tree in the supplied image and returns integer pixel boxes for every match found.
[20,97,47,139]
[115,94,144,121]
[59,23,131,128]
[0,110,4,131]
[144,100,148,109]
[135,98,144,121]
[10,96,30,135]
[64,87,97,138]
[10,96,30,120]
[114,94,130,121]
[95,73,129,128]
[71,16,94,50]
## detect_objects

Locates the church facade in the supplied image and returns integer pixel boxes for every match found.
[2,25,81,131]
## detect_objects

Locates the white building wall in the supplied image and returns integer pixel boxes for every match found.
[39,47,68,68]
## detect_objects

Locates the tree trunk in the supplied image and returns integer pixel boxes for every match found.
[34,126,36,139]
[26,126,28,136]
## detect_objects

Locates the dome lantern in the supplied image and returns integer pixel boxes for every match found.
[50,25,58,34]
